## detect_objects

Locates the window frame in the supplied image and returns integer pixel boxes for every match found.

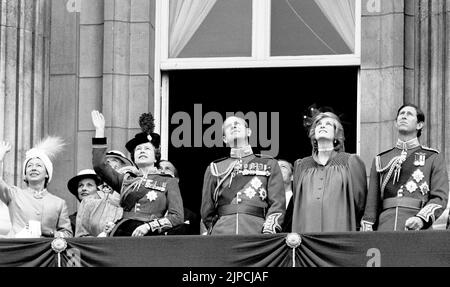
[154,0,362,159]
[158,0,361,70]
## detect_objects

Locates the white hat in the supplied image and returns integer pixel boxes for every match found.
[22,136,65,183]
[67,169,102,200]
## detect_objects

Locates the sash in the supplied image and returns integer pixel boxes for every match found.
[214,157,271,206]
[120,174,168,211]
[381,150,433,198]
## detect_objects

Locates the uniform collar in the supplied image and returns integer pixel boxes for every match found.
[230,145,253,159]
[395,138,420,151]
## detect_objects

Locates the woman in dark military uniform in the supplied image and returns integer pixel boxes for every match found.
[91,111,184,236]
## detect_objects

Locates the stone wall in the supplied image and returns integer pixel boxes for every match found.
[48,0,156,214]
[360,0,450,226]
[0,0,51,235]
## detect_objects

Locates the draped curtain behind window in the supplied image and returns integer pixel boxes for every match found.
[169,0,217,58]
[313,0,355,52]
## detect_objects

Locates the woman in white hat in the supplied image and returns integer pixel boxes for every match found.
[0,137,72,238]
[67,169,122,237]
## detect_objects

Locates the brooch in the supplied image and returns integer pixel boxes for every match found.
[244,187,256,199]
[412,169,424,183]
[250,177,263,190]
[259,188,267,201]
[419,182,429,195]
[405,181,418,193]
[146,190,158,202]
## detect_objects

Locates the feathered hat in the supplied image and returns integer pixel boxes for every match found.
[125,113,160,155]
[22,136,65,183]
[302,104,321,133]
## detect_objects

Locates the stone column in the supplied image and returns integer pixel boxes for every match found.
[0,0,51,233]
[360,0,405,172]
[404,0,450,219]
[404,0,449,170]
[103,0,155,153]
[49,0,83,213]
[360,0,450,226]
[47,0,156,215]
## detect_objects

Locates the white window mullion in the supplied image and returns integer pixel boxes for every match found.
[155,0,170,160]
[264,0,271,59]
[154,0,162,134]
[253,0,269,60]
[154,0,169,136]
[161,74,170,160]
[356,69,361,155]
[354,0,362,58]
[158,0,169,61]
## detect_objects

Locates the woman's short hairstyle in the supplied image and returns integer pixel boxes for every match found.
[308,112,345,153]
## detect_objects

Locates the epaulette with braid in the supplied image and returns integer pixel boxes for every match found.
[212,157,229,164]
[377,147,395,157]
[254,154,275,159]
[421,146,439,154]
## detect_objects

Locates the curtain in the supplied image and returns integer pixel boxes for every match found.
[2,231,450,266]
[0,239,57,267]
[313,0,355,52]
[169,0,217,58]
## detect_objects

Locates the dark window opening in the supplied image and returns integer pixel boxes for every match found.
[168,67,358,234]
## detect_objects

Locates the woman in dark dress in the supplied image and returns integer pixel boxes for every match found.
[291,112,367,233]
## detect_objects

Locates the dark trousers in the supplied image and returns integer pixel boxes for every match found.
[110,219,159,237]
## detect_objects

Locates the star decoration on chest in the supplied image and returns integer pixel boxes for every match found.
[419,182,429,195]
[244,187,256,199]
[412,169,424,183]
[405,181,418,193]
[250,177,263,190]
[146,190,158,202]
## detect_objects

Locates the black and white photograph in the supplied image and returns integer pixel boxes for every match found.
[0,0,449,276]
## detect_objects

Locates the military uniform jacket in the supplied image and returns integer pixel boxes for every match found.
[93,138,184,234]
[362,144,449,231]
[201,150,285,235]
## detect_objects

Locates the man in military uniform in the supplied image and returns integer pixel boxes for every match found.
[361,104,449,231]
[201,116,285,235]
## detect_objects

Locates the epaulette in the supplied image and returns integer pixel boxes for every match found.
[212,157,229,164]
[158,171,175,178]
[421,146,439,154]
[117,165,139,175]
[254,154,275,159]
[377,147,395,157]
[210,157,235,177]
